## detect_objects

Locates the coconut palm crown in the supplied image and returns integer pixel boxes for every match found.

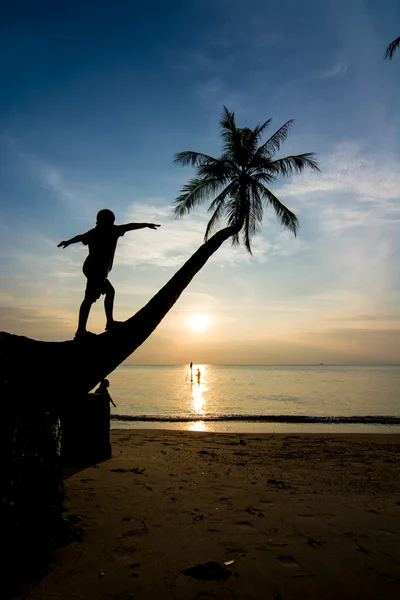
[384,36,400,60]
[173,106,319,254]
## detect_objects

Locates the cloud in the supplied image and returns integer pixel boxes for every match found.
[117,200,306,268]
[194,77,254,115]
[327,314,399,323]
[299,327,400,364]
[0,305,74,340]
[5,139,113,218]
[278,143,400,206]
[316,62,348,79]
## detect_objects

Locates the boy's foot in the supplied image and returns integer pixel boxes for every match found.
[74,330,97,340]
[105,320,125,332]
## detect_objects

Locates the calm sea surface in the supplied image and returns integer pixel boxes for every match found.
[102,365,400,433]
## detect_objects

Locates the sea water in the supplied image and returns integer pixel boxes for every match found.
[100,364,400,433]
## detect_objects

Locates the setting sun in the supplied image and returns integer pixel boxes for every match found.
[186,313,210,332]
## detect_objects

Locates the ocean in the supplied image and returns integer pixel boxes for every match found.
[103,364,400,433]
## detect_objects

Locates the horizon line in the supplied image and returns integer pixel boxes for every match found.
[122,363,400,367]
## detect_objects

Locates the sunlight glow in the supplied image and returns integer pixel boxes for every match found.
[191,380,206,414]
[186,313,210,332]
[187,421,208,432]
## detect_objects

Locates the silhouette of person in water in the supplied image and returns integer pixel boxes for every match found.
[95,378,116,407]
[196,369,201,384]
[58,209,160,339]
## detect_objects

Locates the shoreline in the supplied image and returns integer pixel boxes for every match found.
[111,419,400,434]
[19,430,400,599]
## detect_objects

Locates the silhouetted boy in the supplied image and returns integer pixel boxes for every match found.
[58,209,160,339]
[95,378,116,407]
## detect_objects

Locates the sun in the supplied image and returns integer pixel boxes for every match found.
[186,313,210,332]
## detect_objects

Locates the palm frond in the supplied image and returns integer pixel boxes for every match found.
[220,106,244,164]
[257,120,295,157]
[225,188,247,234]
[220,105,237,135]
[247,155,277,178]
[197,159,236,183]
[204,183,235,240]
[239,127,260,164]
[252,118,273,143]
[256,183,299,236]
[174,177,224,217]
[174,151,221,167]
[241,184,264,254]
[240,119,273,166]
[268,153,320,176]
[384,36,400,60]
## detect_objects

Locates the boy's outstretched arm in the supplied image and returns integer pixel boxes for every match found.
[57,234,85,248]
[121,222,160,233]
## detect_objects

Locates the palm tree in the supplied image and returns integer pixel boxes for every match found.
[385,36,400,59]
[174,106,319,253]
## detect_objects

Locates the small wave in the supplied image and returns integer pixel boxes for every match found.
[111,414,400,425]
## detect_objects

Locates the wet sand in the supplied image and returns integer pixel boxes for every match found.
[20,430,400,599]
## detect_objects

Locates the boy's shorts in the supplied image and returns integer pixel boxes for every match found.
[84,272,113,302]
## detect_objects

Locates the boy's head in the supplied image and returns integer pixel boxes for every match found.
[96,209,115,227]
[100,379,110,388]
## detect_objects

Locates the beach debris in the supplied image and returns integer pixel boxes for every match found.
[267,478,291,489]
[223,559,235,566]
[246,507,264,517]
[110,467,145,474]
[182,561,232,581]
[239,439,247,446]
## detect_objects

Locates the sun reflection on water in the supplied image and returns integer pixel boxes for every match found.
[191,381,206,413]
[185,365,209,431]
[187,420,208,432]
[190,364,207,415]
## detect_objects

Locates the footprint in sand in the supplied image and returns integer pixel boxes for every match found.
[277,556,300,567]
[129,562,141,578]
[236,521,253,530]
[246,506,264,517]
[119,523,149,537]
[277,556,312,578]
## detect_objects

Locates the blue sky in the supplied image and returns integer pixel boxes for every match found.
[1,0,399,364]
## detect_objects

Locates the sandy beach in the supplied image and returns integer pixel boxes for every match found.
[19,430,400,599]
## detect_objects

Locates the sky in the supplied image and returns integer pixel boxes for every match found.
[0,0,399,364]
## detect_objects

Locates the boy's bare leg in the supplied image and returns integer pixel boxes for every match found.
[104,282,124,330]
[75,297,94,337]
[104,284,116,329]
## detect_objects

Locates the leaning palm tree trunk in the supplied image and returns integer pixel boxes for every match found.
[1,223,239,404]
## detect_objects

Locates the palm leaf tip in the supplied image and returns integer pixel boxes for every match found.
[173,151,199,167]
[220,105,237,133]
[301,153,320,172]
[173,202,186,218]
[384,36,400,59]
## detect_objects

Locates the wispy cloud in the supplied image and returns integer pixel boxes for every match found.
[278,143,400,205]
[118,200,306,268]
[316,62,348,79]
[194,77,254,115]
[6,139,110,218]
